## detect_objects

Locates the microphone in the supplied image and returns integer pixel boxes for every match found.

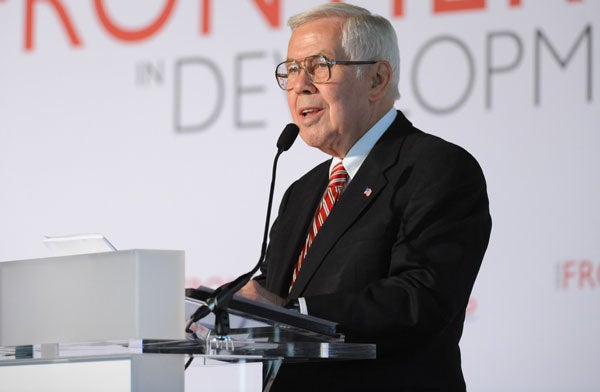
[186,123,299,331]
[277,123,300,151]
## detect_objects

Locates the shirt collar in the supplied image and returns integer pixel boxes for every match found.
[330,108,397,180]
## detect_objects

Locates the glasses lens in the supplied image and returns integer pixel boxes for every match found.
[309,56,330,83]
[274,56,331,90]
[275,62,289,89]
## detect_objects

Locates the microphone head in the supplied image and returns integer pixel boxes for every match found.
[276,123,299,151]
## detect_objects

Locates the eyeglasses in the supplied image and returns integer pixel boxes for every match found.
[275,55,377,90]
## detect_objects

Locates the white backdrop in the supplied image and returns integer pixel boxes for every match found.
[1,1,598,390]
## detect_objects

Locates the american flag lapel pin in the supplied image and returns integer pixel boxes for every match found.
[363,187,373,197]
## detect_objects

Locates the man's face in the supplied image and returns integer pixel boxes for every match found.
[286,17,374,158]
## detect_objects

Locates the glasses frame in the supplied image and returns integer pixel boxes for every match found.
[275,55,377,90]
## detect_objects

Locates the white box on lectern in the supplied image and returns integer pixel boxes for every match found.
[0,249,185,346]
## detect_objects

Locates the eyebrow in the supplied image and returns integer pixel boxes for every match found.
[285,53,330,62]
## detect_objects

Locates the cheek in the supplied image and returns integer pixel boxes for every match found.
[287,94,297,119]
[335,91,367,122]
[328,96,353,125]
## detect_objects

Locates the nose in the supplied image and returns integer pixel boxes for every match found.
[289,68,317,94]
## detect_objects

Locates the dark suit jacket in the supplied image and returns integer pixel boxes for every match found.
[256,111,491,391]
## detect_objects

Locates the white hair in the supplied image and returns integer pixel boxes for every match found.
[288,3,400,100]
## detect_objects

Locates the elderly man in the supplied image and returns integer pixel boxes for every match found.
[238,3,491,391]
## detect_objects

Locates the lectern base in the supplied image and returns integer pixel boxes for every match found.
[0,354,184,392]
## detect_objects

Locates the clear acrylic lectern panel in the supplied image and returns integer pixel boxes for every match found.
[0,253,375,392]
[144,288,376,390]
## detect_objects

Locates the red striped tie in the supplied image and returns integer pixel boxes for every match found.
[289,162,348,291]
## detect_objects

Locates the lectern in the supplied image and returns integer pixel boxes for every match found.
[0,250,375,391]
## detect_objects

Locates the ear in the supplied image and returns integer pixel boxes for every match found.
[368,61,392,102]
[371,74,381,88]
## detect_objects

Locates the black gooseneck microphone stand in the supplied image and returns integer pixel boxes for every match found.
[185,123,299,337]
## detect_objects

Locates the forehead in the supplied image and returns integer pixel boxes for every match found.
[287,17,345,60]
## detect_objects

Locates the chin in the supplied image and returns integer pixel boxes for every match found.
[300,129,336,153]
[298,135,317,150]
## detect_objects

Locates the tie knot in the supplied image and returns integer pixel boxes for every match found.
[329,162,348,188]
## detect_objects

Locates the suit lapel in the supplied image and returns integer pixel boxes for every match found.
[289,112,414,297]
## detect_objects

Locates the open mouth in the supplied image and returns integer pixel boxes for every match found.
[299,107,321,118]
